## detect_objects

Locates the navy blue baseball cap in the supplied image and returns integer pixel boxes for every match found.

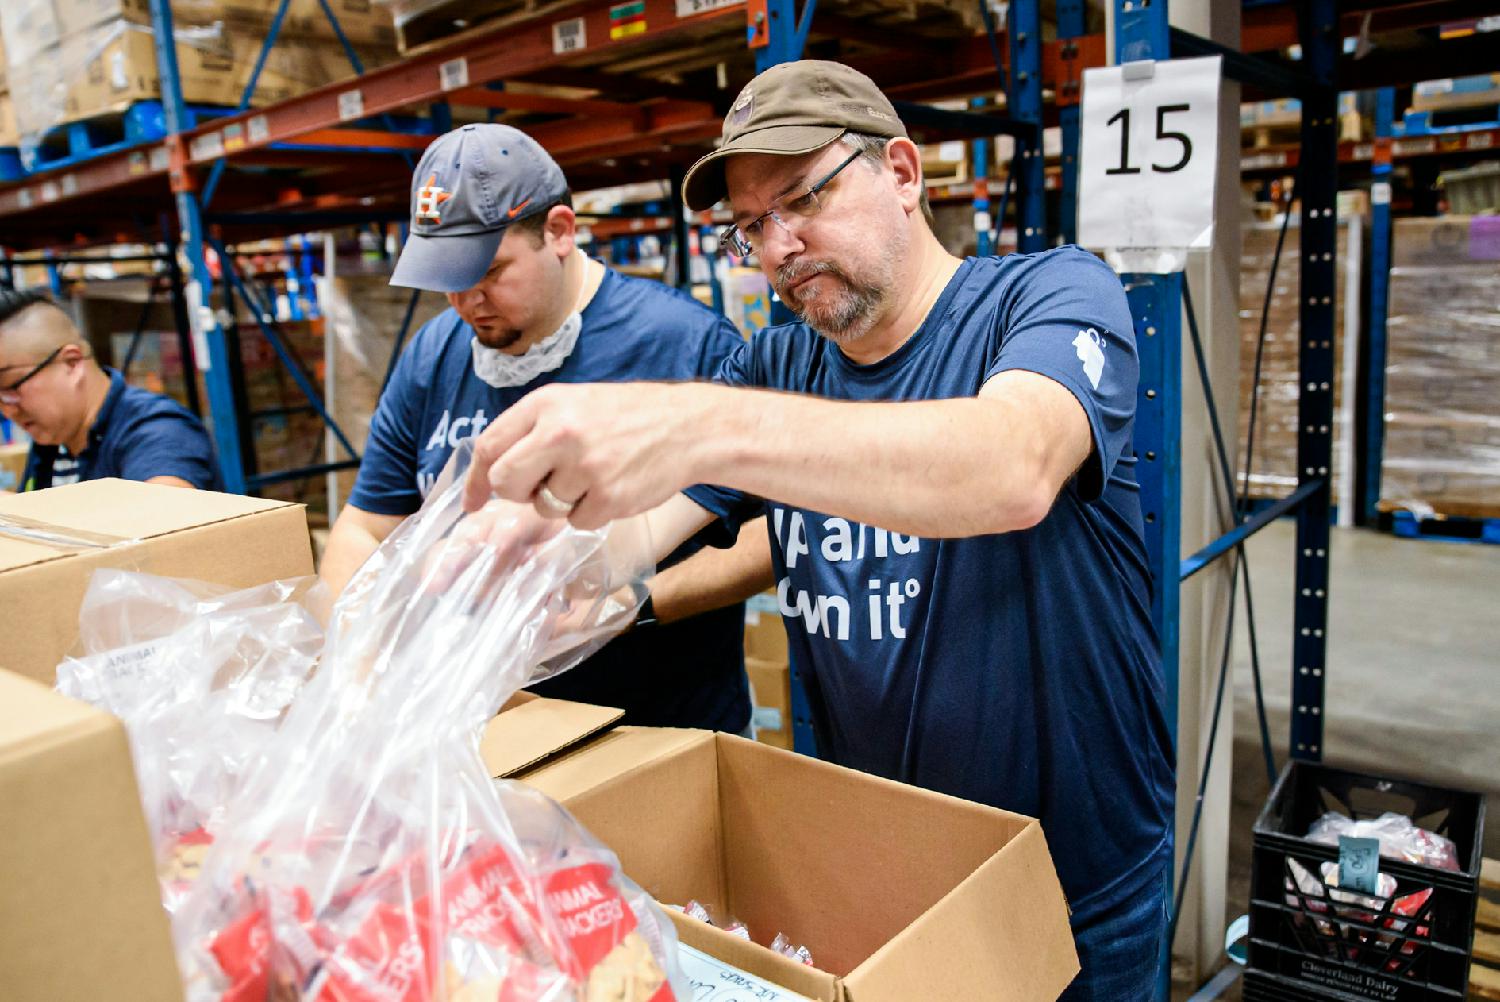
[390,124,569,293]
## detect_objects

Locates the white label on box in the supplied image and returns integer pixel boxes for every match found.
[747,593,779,617]
[752,706,784,731]
[150,146,170,171]
[553,17,586,53]
[18,188,33,209]
[248,115,270,144]
[935,140,965,162]
[1415,78,1454,96]
[1078,56,1222,270]
[41,181,59,202]
[62,174,78,196]
[676,0,739,15]
[440,57,468,91]
[1467,132,1494,150]
[1371,181,1391,206]
[190,132,224,160]
[677,943,813,1001]
[338,89,365,121]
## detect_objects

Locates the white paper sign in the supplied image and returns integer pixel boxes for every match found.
[1078,56,1221,272]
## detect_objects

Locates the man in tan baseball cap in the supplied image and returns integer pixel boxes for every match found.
[461,60,1172,1000]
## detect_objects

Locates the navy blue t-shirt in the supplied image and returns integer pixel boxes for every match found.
[686,247,1174,923]
[24,368,222,491]
[350,268,751,733]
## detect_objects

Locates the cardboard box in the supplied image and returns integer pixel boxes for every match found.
[53,25,385,125]
[744,589,788,662]
[746,655,792,751]
[0,442,25,491]
[40,0,394,47]
[523,727,1080,1001]
[0,669,185,1001]
[480,691,623,778]
[0,479,313,685]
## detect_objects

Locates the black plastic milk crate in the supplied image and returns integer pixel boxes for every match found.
[1246,761,1486,1002]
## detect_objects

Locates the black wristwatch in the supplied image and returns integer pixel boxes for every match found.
[633,592,659,630]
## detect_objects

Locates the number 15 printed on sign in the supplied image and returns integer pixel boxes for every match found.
[1077,55,1222,271]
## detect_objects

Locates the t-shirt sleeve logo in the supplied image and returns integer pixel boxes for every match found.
[1073,327,1106,390]
[415,173,453,224]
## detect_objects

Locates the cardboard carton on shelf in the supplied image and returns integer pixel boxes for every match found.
[0,441,26,491]
[8,21,391,139]
[0,669,186,1002]
[744,589,788,662]
[0,479,314,685]
[746,655,792,751]
[524,727,1080,1001]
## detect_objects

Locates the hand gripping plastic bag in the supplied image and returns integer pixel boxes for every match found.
[56,572,326,913]
[169,442,684,1002]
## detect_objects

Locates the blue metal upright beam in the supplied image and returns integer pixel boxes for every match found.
[149,0,248,493]
[1290,0,1338,762]
[1361,88,1396,525]
[1056,0,1085,245]
[1111,3,1179,998]
[1008,0,1045,252]
[972,99,993,257]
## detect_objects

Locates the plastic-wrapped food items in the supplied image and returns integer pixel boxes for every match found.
[1306,811,1461,871]
[675,903,814,967]
[69,442,682,1001]
[56,571,325,913]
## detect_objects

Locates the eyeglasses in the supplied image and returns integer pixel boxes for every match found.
[722,148,864,258]
[0,346,64,403]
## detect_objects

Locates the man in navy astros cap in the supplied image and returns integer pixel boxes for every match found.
[320,123,770,735]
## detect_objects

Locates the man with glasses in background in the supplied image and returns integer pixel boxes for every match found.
[0,289,221,491]
[459,61,1174,999]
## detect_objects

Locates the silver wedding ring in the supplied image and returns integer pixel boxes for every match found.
[535,482,576,517]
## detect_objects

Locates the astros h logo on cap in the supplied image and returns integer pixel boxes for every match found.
[415,174,453,224]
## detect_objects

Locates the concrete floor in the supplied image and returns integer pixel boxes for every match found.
[1175,519,1500,1000]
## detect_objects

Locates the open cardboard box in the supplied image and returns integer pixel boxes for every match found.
[522,727,1080,1002]
[0,479,314,685]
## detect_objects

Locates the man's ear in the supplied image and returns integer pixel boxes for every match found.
[884,138,925,214]
[544,204,578,259]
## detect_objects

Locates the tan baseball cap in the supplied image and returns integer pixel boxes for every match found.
[681,60,907,212]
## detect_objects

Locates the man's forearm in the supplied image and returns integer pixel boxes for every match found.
[685,374,1089,538]
[650,516,773,625]
[319,516,390,597]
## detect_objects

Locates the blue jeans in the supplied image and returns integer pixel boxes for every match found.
[1059,870,1169,1001]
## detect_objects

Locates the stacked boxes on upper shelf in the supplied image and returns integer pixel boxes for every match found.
[0,0,397,160]
[1378,215,1500,519]
[1237,210,1361,515]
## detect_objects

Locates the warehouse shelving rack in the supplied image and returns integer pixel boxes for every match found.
[0,0,1491,994]
[0,0,1103,495]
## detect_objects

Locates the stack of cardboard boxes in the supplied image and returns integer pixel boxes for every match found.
[321,272,446,508]
[1237,214,1359,512]
[0,0,396,151]
[1,478,1081,1001]
[1379,215,1500,518]
[744,590,793,751]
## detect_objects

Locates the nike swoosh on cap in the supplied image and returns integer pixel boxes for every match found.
[507,199,532,218]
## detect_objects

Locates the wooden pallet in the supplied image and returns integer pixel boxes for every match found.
[1472,858,1500,1000]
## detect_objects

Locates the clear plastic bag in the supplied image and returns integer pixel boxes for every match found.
[164,441,682,1001]
[1305,811,1461,872]
[56,571,325,913]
